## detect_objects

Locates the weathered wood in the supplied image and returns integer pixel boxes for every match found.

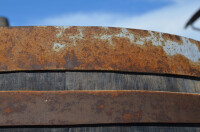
[0,72,199,93]
[0,72,199,131]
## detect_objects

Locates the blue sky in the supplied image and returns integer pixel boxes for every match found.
[1,0,172,26]
[0,0,200,40]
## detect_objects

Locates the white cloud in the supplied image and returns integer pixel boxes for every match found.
[35,0,200,41]
[38,13,121,27]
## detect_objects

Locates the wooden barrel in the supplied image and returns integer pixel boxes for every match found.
[0,26,199,131]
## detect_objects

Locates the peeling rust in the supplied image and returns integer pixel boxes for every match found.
[0,26,199,77]
[0,90,199,126]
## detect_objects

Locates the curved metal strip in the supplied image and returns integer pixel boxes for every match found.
[0,90,199,126]
[0,26,199,77]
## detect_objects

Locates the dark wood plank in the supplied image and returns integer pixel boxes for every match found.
[0,72,66,91]
[68,125,200,132]
[0,71,199,131]
[65,72,199,93]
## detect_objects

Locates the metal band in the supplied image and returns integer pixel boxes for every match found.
[0,90,199,126]
[0,26,199,77]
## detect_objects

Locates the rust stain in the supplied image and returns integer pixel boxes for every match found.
[5,108,11,114]
[123,110,142,122]
[99,104,104,109]
[0,90,199,126]
[110,92,119,97]
[123,113,133,121]
[0,26,199,77]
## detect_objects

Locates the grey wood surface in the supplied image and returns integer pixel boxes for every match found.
[0,71,199,132]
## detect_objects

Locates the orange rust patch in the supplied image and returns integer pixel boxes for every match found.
[162,33,182,45]
[5,108,11,114]
[123,110,142,122]
[0,26,199,77]
[110,92,119,97]
[99,105,104,109]
[123,113,133,121]
[129,28,150,37]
